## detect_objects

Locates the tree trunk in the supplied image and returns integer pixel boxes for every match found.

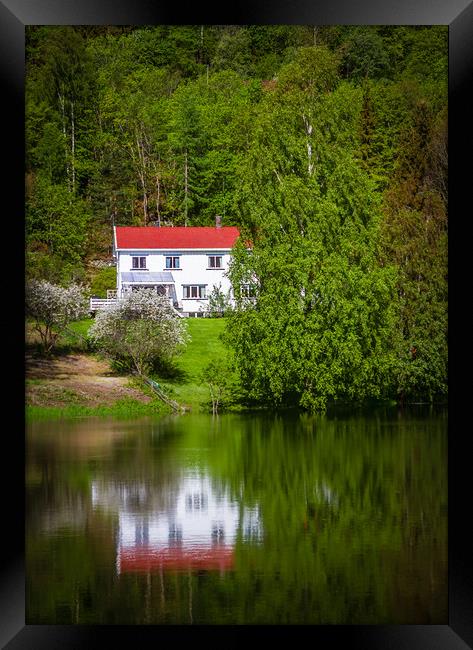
[59,90,71,193]
[184,149,188,226]
[143,189,149,226]
[71,100,76,195]
[302,114,314,176]
[156,175,161,226]
[135,130,149,225]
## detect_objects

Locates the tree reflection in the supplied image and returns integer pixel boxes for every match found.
[26,408,447,624]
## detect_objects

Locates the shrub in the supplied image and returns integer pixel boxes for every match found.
[89,289,189,375]
[26,280,89,354]
[201,357,239,413]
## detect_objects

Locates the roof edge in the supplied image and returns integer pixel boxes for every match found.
[115,247,235,251]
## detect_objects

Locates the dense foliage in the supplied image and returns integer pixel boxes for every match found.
[25,25,447,407]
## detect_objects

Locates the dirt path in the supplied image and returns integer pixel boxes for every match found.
[26,353,151,407]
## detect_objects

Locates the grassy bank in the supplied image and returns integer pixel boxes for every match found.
[151,317,228,411]
[26,316,230,419]
[26,396,171,421]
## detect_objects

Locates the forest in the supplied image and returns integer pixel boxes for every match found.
[25,25,448,408]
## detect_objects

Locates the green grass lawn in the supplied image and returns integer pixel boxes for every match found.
[26,318,95,353]
[57,316,229,412]
[60,319,95,351]
[153,317,229,411]
[65,318,94,340]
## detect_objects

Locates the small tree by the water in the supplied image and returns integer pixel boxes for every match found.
[89,289,189,375]
[202,357,237,414]
[26,280,89,354]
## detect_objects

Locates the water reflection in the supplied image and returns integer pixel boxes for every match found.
[91,472,263,574]
[26,408,447,624]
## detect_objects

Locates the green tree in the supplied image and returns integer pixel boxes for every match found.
[227,51,398,410]
[341,27,389,81]
[212,27,253,77]
[89,266,117,298]
[27,27,97,195]
[26,175,90,264]
[201,357,237,413]
[206,283,232,317]
[381,100,447,402]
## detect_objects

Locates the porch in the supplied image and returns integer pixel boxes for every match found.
[89,294,187,317]
[120,271,176,301]
[90,276,187,316]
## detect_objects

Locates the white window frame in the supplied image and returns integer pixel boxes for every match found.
[183,285,207,299]
[241,284,256,298]
[131,256,147,270]
[165,256,180,269]
[208,255,223,269]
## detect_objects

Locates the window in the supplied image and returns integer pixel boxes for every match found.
[183,285,207,299]
[165,256,180,269]
[241,284,256,298]
[186,492,208,512]
[208,255,222,269]
[211,522,225,544]
[132,256,147,269]
[168,523,183,546]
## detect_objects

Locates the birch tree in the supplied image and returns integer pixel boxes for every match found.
[227,50,398,411]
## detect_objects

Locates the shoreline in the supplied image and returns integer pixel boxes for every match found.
[25,319,445,423]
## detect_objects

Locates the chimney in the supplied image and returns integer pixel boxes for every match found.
[215,215,222,229]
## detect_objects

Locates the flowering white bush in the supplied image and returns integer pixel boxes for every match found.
[89,289,189,375]
[26,280,89,354]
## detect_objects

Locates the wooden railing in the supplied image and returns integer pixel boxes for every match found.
[90,296,187,317]
[89,297,117,312]
[137,373,187,413]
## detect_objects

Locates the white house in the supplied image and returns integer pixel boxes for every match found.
[111,222,240,317]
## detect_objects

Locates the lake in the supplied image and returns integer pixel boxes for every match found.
[26,407,447,624]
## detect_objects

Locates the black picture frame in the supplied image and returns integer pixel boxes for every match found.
[2,1,469,647]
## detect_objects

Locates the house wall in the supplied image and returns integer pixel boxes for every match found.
[117,474,241,552]
[116,249,234,314]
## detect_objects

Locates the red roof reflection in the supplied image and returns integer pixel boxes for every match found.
[119,546,234,573]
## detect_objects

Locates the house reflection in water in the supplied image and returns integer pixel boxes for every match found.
[91,473,263,575]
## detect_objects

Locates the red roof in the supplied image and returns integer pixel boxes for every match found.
[119,546,234,573]
[115,226,240,250]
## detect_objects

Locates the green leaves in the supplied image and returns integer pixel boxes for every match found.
[24,26,447,405]
[26,174,91,267]
[226,62,400,411]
